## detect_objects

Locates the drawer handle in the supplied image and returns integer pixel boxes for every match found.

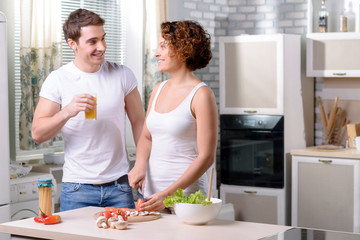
[244,190,257,194]
[318,159,332,164]
[244,110,257,113]
[332,73,346,76]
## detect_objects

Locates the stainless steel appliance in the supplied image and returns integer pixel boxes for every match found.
[220,114,284,188]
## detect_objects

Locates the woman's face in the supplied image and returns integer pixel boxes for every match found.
[154,36,183,73]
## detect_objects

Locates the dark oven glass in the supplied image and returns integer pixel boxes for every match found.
[220,115,284,188]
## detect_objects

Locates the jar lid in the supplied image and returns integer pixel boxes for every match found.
[37,178,53,187]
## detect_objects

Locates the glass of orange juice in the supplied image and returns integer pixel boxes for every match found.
[85,93,97,120]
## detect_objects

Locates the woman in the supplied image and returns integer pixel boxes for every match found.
[129,20,218,211]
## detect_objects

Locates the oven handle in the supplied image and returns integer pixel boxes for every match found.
[244,110,257,113]
[244,190,257,194]
[318,159,332,164]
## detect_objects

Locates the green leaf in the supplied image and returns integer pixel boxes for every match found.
[163,188,212,207]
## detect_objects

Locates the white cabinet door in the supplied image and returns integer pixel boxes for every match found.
[219,34,300,115]
[220,184,285,225]
[306,32,360,77]
[292,155,360,232]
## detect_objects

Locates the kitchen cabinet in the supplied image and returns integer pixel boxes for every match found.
[291,154,360,232]
[220,184,286,225]
[219,34,301,115]
[306,32,360,77]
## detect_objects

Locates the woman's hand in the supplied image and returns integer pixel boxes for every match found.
[140,191,168,212]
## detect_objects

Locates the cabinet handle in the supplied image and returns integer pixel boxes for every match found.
[318,159,332,164]
[244,110,257,113]
[244,190,257,194]
[332,73,346,76]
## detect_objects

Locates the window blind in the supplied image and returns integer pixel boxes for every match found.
[14,0,127,160]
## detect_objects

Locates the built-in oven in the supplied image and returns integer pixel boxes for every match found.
[220,114,284,188]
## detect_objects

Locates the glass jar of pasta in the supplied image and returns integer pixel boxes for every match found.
[37,178,53,217]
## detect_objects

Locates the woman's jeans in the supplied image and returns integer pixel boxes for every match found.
[60,181,135,211]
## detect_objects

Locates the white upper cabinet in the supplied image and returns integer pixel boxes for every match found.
[307,32,360,77]
[219,34,300,115]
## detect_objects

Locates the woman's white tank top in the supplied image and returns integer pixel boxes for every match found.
[143,80,209,198]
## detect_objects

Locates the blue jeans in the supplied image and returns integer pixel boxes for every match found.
[60,181,135,212]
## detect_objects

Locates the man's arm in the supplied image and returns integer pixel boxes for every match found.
[32,94,96,144]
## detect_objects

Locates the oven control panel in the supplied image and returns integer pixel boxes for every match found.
[221,114,284,130]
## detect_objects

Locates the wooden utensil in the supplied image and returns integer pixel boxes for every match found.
[327,96,339,133]
[317,96,328,133]
[207,167,214,201]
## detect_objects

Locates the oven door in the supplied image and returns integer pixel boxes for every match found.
[220,115,284,188]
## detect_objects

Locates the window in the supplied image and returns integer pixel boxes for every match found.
[13,0,127,161]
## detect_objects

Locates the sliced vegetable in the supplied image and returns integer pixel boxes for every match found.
[104,207,117,213]
[163,188,212,207]
[43,215,61,225]
[135,198,145,212]
[101,210,112,219]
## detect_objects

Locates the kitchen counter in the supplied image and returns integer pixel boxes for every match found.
[0,206,292,240]
[291,147,360,159]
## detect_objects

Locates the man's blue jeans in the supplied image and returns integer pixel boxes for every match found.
[60,181,135,211]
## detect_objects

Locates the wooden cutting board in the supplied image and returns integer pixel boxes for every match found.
[93,211,161,222]
[308,145,346,152]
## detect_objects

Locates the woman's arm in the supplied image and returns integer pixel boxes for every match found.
[141,86,219,211]
[128,84,160,191]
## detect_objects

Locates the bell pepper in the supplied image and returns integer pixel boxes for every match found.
[42,215,61,225]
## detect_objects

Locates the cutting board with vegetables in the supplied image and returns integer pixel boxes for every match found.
[93,211,160,222]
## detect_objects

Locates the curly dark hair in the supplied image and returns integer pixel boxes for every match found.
[63,9,105,43]
[161,21,212,71]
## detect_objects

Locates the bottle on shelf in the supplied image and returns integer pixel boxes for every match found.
[339,9,348,32]
[345,2,355,32]
[318,0,329,32]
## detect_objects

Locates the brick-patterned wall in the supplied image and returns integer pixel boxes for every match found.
[169,0,309,107]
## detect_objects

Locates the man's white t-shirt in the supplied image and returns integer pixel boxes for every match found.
[40,61,137,184]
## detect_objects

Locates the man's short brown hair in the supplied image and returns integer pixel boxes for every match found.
[63,9,105,43]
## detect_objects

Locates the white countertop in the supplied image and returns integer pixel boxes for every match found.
[0,206,292,240]
[291,147,360,159]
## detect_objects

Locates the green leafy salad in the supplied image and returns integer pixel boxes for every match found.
[163,188,212,207]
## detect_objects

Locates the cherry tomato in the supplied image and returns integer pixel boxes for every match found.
[43,215,61,225]
[135,198,145,212]
[101,210,112,219]
[120,211,128,221]
[117,207,133,212]
[104,206,117,213]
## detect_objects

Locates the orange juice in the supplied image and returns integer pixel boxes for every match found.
[85,96,97,119]
[37,178,53,217]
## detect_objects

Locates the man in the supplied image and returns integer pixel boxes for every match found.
[32,9,144,211]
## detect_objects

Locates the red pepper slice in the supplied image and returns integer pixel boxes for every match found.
[135,198,145,212]
[43,215,61,225]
